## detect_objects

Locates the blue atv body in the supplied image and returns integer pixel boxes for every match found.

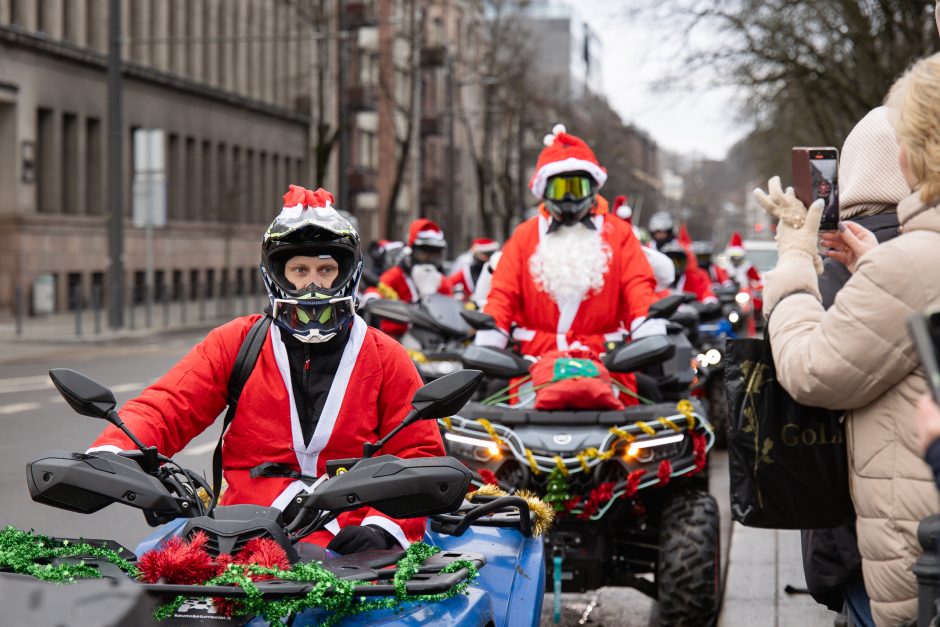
[136,517,545,627]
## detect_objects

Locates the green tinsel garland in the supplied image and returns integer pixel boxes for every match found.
[153,541,478,625]
[0,526,478,625]
[0,525,139,582]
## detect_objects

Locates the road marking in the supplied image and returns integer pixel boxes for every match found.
[0,375,53,395]
[179,441,217,456]
[0,402,42,414]
[111,383,145,393]
[49,396,65,404]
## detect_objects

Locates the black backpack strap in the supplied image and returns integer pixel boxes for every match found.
[208,315,272,513]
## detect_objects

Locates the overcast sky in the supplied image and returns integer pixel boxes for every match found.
[570,1,749,160]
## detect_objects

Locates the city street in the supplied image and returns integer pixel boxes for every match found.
[0,330,833,626]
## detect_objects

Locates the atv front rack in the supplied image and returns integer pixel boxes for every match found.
[37,544,485,599]
[430,495,535,537]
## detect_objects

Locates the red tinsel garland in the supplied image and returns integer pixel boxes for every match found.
[137,532,291,617]
[689,432,707,475]
[578,481,615,520]
[657,460,673,487]
[621,469,647,499]
[479,468,499,486]
[563,495,582,514]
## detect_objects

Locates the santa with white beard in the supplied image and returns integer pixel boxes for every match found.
[478,125,663,404]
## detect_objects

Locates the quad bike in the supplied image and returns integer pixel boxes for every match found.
[362,294,471,382]
[450,297,721,626]
[6,369,546,626]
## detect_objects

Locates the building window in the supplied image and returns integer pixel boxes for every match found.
[85,117,102,214]
[36,107,56,213]
[172,269,183,301]
[189,268,200,300]
[185,137,196,220]
[62,112,78,214]
[86,0,101,51]
[201,139,212,221]
[67,272,83,310]
[205,268,215,299]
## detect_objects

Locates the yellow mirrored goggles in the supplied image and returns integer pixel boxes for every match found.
[544,175,594,201]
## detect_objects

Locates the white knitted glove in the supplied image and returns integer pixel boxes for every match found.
[753,176,825,275]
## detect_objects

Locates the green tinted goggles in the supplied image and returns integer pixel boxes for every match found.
[544,175,594,201]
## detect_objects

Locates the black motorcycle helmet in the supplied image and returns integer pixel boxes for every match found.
[543,170,599,227]
[660,240,690,283]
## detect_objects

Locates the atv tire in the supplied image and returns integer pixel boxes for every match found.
[657,489,720,627]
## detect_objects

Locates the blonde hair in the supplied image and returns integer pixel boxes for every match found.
[888,52,940,204]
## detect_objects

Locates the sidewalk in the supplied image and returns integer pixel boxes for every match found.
[720,524,835,626]
[0,295,267,364]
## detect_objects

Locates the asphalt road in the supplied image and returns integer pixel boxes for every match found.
[0,331,732,626]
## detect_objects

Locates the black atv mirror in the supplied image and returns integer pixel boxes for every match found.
[363,298,413,324]
[461,345,531,379]
[49,369,117,420]
[411,369,484,419]
[49,369,155,468]
[460,309,498,331]
[648,294,683,320]
[304,455,471,518]
[604,336,676,373]
[363,370,483,458]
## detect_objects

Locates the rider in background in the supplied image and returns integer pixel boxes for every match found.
[725,232,762,291]
[659,240,718,304]
[648,211,677,252]
[88,185,444,558]
[692,241,732,285]
[449,238,500,302]
[477,124,662,405]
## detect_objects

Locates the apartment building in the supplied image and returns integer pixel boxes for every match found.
[0,0,311,315]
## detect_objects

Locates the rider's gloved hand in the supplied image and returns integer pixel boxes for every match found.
[327,525,399,554]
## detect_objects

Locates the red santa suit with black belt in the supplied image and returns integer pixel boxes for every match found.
[88,314,444,548]
[480,202,659,405]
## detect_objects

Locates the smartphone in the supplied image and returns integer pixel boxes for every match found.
[907,311,940,404]
[792,147,840,231]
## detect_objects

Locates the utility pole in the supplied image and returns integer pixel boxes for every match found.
[445,51,455,238]
[107,0,124,329]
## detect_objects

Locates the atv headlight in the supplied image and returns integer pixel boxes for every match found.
[728,311,740,324]
[444,432,500,461]
[626,433,685,463]
[705,349,722,366]
[735,292,750,304]
[421,360,463,378]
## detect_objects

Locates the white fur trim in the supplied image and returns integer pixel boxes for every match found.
[642,247,675,291]
[511,327,536,342]
[361,515,411,549]
[269,474,329,512]
[552,123,567,136]
[530,158,608,198]
[271,316,368,478]
[414,229,444,241]
[543,134,555,147]
[461,265,475,293]
[325,518,341,536]
[85,445,124,455]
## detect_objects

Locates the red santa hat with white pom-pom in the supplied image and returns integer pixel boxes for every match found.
[470,238,500,254]
[528,124,607,199]
[726,232,746,255]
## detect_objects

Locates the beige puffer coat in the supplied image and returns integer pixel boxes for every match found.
[768,195,940,626]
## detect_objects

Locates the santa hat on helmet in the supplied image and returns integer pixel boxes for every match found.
[613,195,633,222]
[470,238,500,254]
[528,124,607,199]
[408,218,447,248]
[678,224,693,248]
[726,232,745,255]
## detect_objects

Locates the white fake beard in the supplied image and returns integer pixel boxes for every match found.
[411,264,443,297]
[529,223,611,303]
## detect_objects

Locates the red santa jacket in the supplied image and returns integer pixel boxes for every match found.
[666,268,717,303]
[708,264,730,285]
[89,314,444,548]
[448,265,477,301]
[364,265,453,336]
[482,212,658,402]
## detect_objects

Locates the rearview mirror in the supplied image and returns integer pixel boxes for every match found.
[604,336,676,373]
[412,369,483,419]
[305,455,471,518]
[49,369,117,420]
[648,295,683,320]
[460,310,498,331]
[363,299,413,324]
[461,345,531,379]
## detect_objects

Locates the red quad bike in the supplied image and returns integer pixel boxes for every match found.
[452,296,720,627]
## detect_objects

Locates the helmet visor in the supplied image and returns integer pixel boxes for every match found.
[272,296,355,339]
[268,243,358,297]
[544,174,594,202]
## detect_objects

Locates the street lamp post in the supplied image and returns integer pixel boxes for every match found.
[107,0,124,329]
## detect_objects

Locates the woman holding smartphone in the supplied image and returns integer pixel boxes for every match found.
[752,52,940,627]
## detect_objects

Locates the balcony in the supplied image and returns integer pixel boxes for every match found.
[344,1,377,29]
[347,85,377,112]
[420,115,443,137]
[348,167,377,194]
[420,45,446,68]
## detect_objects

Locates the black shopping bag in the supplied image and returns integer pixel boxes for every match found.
[725,336,854,529]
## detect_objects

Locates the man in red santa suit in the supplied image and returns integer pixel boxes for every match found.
[725,232,762,290]
[477,125,664,404]
[88,185,444,558]
[449,238,500,301]
[658,240,718,303]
